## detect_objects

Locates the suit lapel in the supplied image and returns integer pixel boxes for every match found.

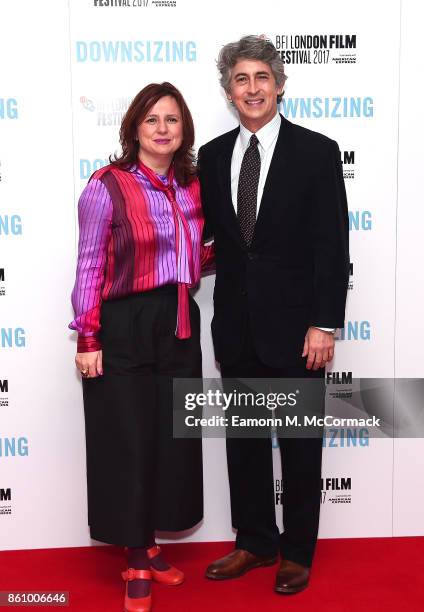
[251,115,292,247]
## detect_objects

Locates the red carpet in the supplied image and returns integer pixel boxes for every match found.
[1,538,423,611]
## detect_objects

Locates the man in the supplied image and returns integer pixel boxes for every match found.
[198,35,349,594]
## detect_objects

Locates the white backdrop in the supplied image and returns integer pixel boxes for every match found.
[0,0,423,550]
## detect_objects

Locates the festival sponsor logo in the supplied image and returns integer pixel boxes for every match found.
[0,268,4,297]
[281,96,373,119]
[0,328,26,348]
[0,437,29,458]
[0,488,12,515]
[0,99,18,120]
[274,33,357,65]
[321,477,352,504]
[0,379,8,407]
[75,39,195,63]
[151,0,177,6]
[349,210,372,231]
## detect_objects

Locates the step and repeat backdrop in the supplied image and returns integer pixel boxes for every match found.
[1,0,423,549]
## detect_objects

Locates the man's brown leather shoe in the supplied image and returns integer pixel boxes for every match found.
[274,559,310,594]
[205,549,278,580]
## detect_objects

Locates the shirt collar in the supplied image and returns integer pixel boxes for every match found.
[239,112,281,152]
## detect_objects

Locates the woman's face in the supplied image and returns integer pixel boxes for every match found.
[137,95,183,161]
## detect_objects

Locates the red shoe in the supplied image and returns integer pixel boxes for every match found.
[121,568,152,612]
[147,545,184,586]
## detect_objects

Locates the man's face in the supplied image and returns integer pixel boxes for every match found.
[227,59,283,131]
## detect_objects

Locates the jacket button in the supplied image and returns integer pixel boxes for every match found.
[247,252,258,261]
[240,289,247,296]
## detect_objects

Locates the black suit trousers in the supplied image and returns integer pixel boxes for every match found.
[220,330,325,567]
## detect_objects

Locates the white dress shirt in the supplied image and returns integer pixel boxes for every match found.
[230,112,334,334]
[231,112,281,214]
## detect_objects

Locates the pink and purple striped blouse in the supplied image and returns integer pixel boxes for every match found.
[69,163,214,352]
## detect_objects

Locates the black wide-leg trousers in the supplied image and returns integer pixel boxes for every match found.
[82,286,203,547]
[220,331,324,567]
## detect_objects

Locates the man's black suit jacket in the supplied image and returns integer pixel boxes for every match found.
[198,115,349,368]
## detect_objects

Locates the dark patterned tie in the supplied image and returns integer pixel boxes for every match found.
[237,134,261,246]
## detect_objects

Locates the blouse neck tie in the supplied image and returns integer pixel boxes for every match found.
[137,160,195,340]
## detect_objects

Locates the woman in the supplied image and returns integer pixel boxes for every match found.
[69,82,213,612]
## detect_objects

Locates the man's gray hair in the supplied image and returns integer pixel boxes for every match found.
[217,35,287,92]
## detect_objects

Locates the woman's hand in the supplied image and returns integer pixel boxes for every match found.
[75,350,103,378]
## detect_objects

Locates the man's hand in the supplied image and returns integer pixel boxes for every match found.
[302,327,335,370]
[75,350,103,378]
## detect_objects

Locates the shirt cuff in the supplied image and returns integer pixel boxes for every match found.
[313,327,336,334]
[77,334,101,353]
